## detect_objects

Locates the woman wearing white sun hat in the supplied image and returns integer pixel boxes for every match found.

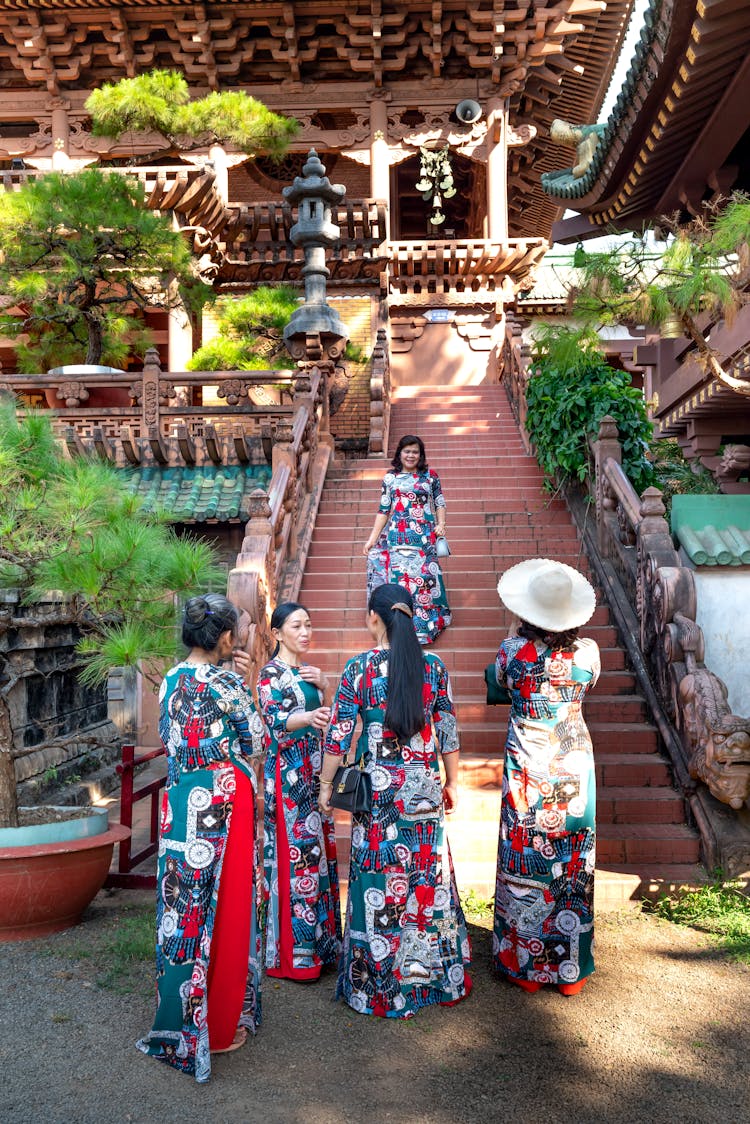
[492,558,600,996]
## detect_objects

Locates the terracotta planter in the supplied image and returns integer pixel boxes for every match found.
[0,822,131,940]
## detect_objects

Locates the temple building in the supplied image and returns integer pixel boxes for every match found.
[0,0,634,407]
[542,0,750,491]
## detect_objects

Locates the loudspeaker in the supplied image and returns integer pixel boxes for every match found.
[455,99,482,125]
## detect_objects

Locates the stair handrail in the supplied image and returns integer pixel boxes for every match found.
[368,326,391,455]
[587,415,750,870]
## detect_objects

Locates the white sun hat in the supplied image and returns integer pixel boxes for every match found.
[496,558,596,632]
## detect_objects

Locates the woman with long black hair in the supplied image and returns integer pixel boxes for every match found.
[319,582,471,1018]
[257,602,341,981]
[362,434,451,644]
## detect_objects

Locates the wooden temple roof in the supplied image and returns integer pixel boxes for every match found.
[0,0,634,241]
[544,0,750,238]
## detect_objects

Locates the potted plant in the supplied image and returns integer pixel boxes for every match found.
[0,404,223,938]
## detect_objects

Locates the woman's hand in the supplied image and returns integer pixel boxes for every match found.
[442,782,458,814]
[362,538,376,556]
[298,664,327,692]
[318,779,333,815]
[232,649,254,682]
[307,706,331,731]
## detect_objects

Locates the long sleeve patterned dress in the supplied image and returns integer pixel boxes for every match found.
[366,468,451,644]
[136,661,266,1083]
[257,657,341,980]
[493,635,600,988]
[323,647,472,1018]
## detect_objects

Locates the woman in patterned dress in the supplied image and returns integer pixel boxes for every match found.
[136,594,266,1083]
[362,434,451,645]
[257,602,341,980]
[492,559,600,996]
[318,582,472,1018]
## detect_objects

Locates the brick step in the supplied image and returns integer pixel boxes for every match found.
[300,587,611,618]
[311,645,629,673]
[456,751,670,789]
[316,499,571,516]
[301,604,611,631]
[302,552,590,577]
[450,694,648,725]
[318,485,555,503]
[597,786,687,824]
[305,623,621,648]
[306,530,582,553]
[460,722,659,756]
[313,514,580,537]
[597,823,700,865]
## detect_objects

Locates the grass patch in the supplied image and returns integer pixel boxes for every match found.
[462,890,494,923]
[649,877,750,963]
[68,903,154,993]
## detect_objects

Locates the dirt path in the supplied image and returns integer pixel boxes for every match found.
[2,890,749,1124]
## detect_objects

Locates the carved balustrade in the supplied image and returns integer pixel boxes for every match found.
[386,238,547,302]
[368,327,391,456]
[10,351,297,468]
[499,316,532,453]
[592,415,750,813]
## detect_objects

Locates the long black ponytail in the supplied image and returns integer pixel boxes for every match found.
[369,583,425,742]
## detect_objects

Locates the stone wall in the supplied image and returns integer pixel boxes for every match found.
[1,592,121,805]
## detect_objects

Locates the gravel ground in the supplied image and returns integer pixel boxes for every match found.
[2,889,750,1124]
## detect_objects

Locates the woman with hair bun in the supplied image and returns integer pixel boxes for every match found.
[257,602,341,981]
[362,434,451,645]
[319,583,471,1019]
[136,593,266,1083]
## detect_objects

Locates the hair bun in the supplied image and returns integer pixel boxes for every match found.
[184,597,211,625]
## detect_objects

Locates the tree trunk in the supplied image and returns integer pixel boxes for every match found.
[680,313,750,396]
[85,314,104,366]
[0,694,19,829]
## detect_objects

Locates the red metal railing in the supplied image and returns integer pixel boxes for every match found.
[105,743,165,889]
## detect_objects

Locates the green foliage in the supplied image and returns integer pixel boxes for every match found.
[649,439,720,515]
[188,285,299,372]
[0,168,210,370]
[573,194,750,336]
[0,402,223,683]
[650,875,750,964]
[86,69,298,156]
[525,325,654,491]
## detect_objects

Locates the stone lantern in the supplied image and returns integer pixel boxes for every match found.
[282,148,349,361]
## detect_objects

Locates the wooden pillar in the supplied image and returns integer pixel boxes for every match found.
[370,97,391,225]
[486,97,508,242]
[209,143,229,205]
[50,99,70,170]
[168,286,194,373]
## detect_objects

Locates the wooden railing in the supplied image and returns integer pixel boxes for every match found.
[368,327,391,455]
[587,416,750,872]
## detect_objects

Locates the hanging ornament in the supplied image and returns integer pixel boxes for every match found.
[417,144,456,226]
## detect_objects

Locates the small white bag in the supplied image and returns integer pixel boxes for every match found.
[435,535,451,558]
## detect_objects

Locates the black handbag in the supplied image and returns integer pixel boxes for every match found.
[329,754,372,814]
[485,662,512,706]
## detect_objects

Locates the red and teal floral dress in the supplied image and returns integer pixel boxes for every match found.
[366,468,451,644]
[257,657,341,980]
[493,636,600,988]
[323,647,472,1018]
[136,661,266,1083]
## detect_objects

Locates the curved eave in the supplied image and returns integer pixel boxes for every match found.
[542,0,750,228]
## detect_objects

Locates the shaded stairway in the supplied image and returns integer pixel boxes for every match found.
[300,384,703,908]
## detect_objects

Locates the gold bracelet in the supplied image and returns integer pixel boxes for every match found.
[319,779,333,787]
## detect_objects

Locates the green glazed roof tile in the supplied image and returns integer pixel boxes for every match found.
[671,496,750,566]
[120,464,272,522]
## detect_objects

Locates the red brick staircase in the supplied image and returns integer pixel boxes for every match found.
[300,384,703,909]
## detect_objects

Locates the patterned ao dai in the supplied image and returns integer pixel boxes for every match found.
[493,636,600,988]
[257,657,341,980]
[323,648,472,1018]
[136,661,266,1083]
[367,468,451,644]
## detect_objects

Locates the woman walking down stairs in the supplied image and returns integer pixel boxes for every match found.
[298,385,702,908]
